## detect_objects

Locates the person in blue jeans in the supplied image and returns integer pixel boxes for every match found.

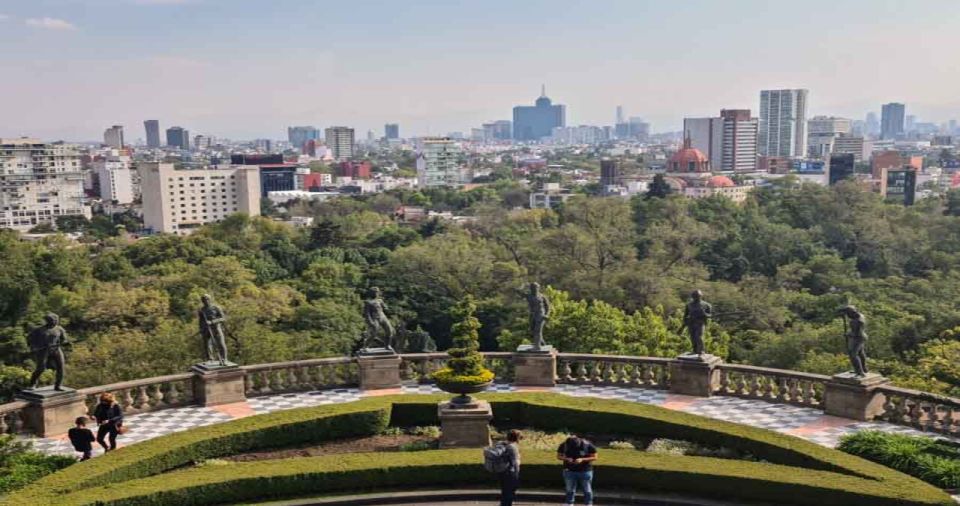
[499,430,522,506]
[557,435,598,506]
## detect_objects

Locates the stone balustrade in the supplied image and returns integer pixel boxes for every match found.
[557,354,671,388]
[0,400,29,435]
[77,373,196,416]
[715,364,830,408]
[241,357,358,397]
[876,385,960,436]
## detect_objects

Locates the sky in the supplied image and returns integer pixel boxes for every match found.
[2,0,959,141]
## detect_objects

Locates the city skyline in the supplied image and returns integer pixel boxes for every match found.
[2,0,960,141]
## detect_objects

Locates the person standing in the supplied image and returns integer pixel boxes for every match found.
[499,430,522,506]
[557,435,598,506]
[67,416,96,461]
[94,393,124,452]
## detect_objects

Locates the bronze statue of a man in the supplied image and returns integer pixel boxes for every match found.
[362,287,395,351]
[199,294,229,366]
[28,313,68,391]
[679,290,712,356]
[840,305,869,377]
[527,282,551,350]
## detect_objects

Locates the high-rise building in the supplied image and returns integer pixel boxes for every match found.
[0,138,89,231]
[832,135,867,162]
[600,159,619,187]
[759,89,808,158]
[616,106,625,125]
[139,162,260,235]
[416,138,463,187]
[193,135,212,150]
[628,117,650,141]
[94,154,135,204]
[828,154,855,185]
[807,116,853,158]
[865,112,880,138]
[287,126,320,150]
[384,123,400,140]
[881,103,906,140]
[481,120,512,141]
[144,120,161,148]
[324,126,354,161]
[512,86,566,141]
[683,110,758,172]
[103,125,124,149]
[166,126,189,150]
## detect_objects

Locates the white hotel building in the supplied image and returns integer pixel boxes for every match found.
[139,162,260,235]
[0,138,89,231]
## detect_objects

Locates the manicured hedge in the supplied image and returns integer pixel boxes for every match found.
[838,430,960,489]
[48,450,956,506]
[3,393,953,505]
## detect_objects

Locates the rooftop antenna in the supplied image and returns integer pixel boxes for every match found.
[540,84,546,97]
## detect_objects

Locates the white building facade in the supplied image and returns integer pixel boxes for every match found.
[0,138,89,231]
[324,127,355,161]
[94,154,135,204]
[103,125,124,149]
[807,116,852,158]
[416,138,463,187]
[759,89,809,158]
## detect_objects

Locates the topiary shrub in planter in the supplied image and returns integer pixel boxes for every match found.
[431,297,494,405]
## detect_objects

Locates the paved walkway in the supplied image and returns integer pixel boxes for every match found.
[26,383,949,458]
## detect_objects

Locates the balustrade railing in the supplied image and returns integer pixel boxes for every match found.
[876,386,960,436]
[241,357,358,397]
[0,401,28,435]
[78,373,196,416]
[714,364,828,408]
[399,353,447,384]
[557,354,671,388]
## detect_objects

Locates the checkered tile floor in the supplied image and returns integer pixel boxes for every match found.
[247,388,363,414]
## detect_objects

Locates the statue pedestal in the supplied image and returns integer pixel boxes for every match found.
[824,372,889,421]
[191,362,245,407]
[669,354,723,397]
[357,351,402,390]
[16,387,87,437]
[514,345,557,387]
[438,399,492,448]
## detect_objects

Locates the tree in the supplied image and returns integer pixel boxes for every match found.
[54,215,90,233]
[646,174,673,199]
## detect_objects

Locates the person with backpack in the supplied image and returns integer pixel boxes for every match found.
[557,435,598,506]
[484,429,522,506]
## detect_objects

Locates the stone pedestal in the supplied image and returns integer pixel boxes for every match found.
[438,399,492,448]
[357,351,402,390]
[669,354,723,397]
[192,362,245,407]
[514,345,557,387]
[824,372,889,421]
[16,387,87,437]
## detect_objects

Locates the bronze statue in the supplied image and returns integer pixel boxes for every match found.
[28,313,68,391]
[199,294,229,366]
[362,287,395,351]
[839,305,868,377]
[679,290,712,356]
[527,282,551,350]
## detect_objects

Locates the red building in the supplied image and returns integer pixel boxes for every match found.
[302,139,317,157]
[337,161,372,179]
[668,138,710,173]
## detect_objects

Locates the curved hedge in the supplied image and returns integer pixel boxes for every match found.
[3,393,953,506]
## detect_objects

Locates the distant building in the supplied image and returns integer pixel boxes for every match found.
[682,175,753,203]
[684,110,757,173]
[103,125,124,149]
[0,138,89,231]
[668,138,710,173]
[384,123,400,140]
[193,135,212,150]
[828,154,856,185]
[513,86,566,141]
[871,151,922,179]
[302,139,318,157]
[879,167,917,205]
[482,120,512,141]
[139,162,260,235]
[933,136,954,147]
[338,161,372,179]
[324,126,354,161]
[759,89,808,158]
[287,126,320,151]
[759,156,792,174]
[94,154,135,204]
[628,117,650,141]
[881,103,906,140]
[529,183,577,209]
[600,159,619,188]
[303,173,333,191]
[807,116,852,158]
[416,137,462,187]
[166,126,190,150]
[144,120,161,148]
[832,135,867,162]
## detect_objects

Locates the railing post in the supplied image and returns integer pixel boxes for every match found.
[513,345,557,387]
[15,389,87,437]
[669,354,723,397]
[191,362,246,407]
[823,373,889,421]
[358,352,402,390]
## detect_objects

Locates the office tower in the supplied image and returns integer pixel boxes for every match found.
[807,116,853,158]
[512,85,566,141]
[616,105,624,125]
[103,125,124,149]
[287,126,320,150]
[828,154,855,185]
[881,103,906,140]
[758,89,808,157]
[416,138,463,187]
[880,167,917,206]
[628,117,650,141]
[94,154,134,204]
[144,120,161,148]
[254,139,272,152]
[384,123,400,140]
[832,135,866,162]
[865,112,880,138]
[683,109,758,172]
[0,138,89,231]
[139,162,260,235]
[905,115,916,133]
[600,159,619,187]
[193,135,212,150]
[324,127,355,161]
[166,126,190,150]
[481,120,512,141]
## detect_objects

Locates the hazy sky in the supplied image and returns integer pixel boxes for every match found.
[2,0,959,141]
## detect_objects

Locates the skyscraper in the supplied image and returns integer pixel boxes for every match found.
[287,126,320,150]
[384,123,400,140]
[600,159,619,187]
[166,126,189,150]
[865,112,880,138]
[881,103,906,140]
[683,109,758,172]
[616,105,624,125]
[324,126,355,161]
[512,86,566,141]
[807,116,853,158]
[144,120,161,148]
[481,120,512,141]
[758,89,808,158]
[103,125,124,149]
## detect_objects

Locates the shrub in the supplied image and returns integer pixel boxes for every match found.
[0,436,74,494]
[431,297,494,390]
[408,426,440,438]
[609,441,636,450]
[838,431,960,489]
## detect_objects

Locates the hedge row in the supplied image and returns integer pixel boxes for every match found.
[54,449,956,506]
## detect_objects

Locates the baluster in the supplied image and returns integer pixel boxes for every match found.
[761,376,774,399]
[0,413,8,434]
[150,384,164,409]
[287,367,300,391]
[9,411,22,434]
[258,371,272,395]
[881,393,896,422]
[718,369,730,394]
[747,374,760,397]
[134,386,150,410]
[801,381,814,405]
[908,399,923,428]
[167,381,181,405]
[121,389,135,411]
[788,379,801,404]
[736,372,748,396]
[590,362,602,383]
[776,377,788,402]
[942,406,955,435]
[602,362,615,384]
[631,364,643,386]
[573,362,586,382]
[641,364,654,386]
[560,360,572,382]
[306,365,321,390]
[272,369,287,392]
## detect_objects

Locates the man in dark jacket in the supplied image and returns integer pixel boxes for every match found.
[67,416,95,461]
[557,435,598,506]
